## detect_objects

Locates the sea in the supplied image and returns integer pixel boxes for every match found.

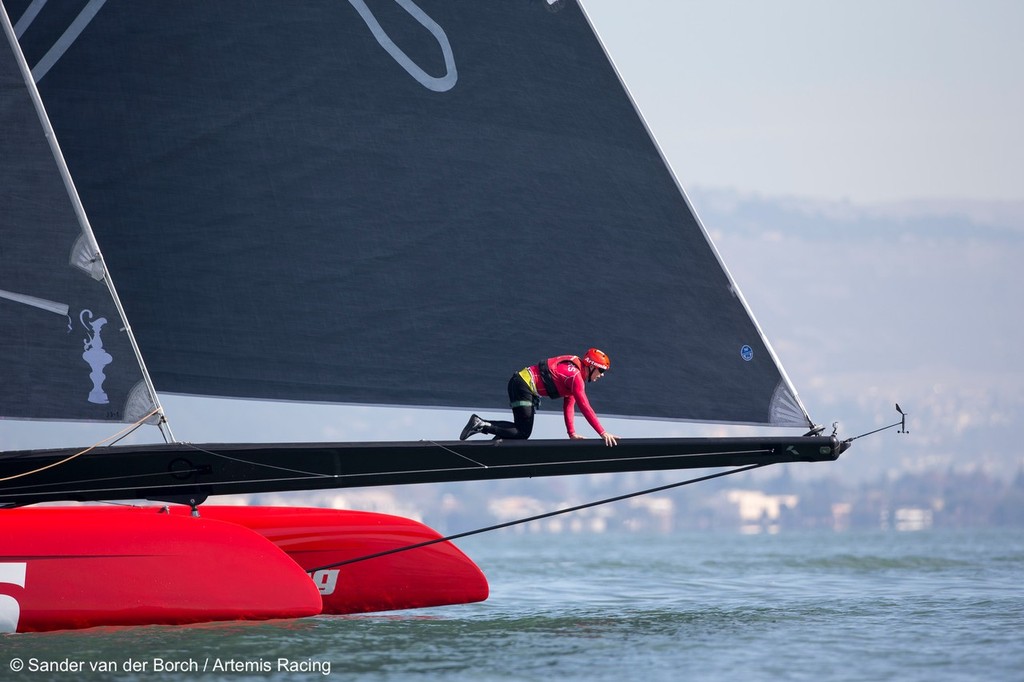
[2,528,1022,681]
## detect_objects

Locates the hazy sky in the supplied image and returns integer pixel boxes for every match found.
[583,0,1024,204]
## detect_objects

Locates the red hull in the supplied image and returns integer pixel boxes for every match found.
[0,505,487,633]
[188,506,489,615]
[0,507,322,633]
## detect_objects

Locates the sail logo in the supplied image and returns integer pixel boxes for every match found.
[348,0,458,92]
[13,0,109,83]
[80,310,112,404]
[308,569,339,596]
[0,563,27,634]
[740,345,754,361]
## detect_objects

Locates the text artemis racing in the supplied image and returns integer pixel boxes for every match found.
[208,658,331,675]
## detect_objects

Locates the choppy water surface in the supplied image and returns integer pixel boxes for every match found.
[3,529,1022,681]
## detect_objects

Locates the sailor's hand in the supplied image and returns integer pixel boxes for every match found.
[570,433,585,440]
[601,432,619,447]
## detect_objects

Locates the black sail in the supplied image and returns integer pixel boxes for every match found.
[4,0,809,427]
[0,4,151,423]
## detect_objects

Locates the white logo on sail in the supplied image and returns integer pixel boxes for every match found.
[348,0,458,92]
[16,0,458,92]
[0,292,118,406]
[81,310,112,404]
[14,0,108,83]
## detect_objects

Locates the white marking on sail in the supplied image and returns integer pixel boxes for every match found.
[0,288,69,316]
[347,0,457,93]
[13,0,47,38]
[31,0,106,83]
[80,310,112,405]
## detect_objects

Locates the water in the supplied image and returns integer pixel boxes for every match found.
[3,529,1022,681]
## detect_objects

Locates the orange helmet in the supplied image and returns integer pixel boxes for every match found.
[581,348,610,370]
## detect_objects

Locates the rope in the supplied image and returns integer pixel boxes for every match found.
[0,407,161,483]
[305,462,767,573]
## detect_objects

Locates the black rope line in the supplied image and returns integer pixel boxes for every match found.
[306,462,768,573]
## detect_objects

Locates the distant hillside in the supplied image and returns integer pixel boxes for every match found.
[687,187,1024,482]
[689,188,1024,241]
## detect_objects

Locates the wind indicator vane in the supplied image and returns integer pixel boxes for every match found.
[895,403,908,434]
[843,403,910,445]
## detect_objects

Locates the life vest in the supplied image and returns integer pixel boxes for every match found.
[536,355,582,399]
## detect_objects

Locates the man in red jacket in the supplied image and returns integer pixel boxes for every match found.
[459,348,619,447]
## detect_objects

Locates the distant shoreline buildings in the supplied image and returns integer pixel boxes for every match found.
[229,466,1024,534]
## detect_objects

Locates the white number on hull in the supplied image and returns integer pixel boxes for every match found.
[0,563,27,633]
[308,569,339,596]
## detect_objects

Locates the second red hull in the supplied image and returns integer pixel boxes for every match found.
[188,506,490,614]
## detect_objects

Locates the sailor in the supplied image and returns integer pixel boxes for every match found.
[459,348,619,446]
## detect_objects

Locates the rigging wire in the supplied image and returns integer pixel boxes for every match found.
[305,462,768,573]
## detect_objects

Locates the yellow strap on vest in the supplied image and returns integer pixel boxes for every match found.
[518,367,539,395]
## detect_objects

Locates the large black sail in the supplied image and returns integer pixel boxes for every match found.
[6,0,809,427]
[0,4,151,423]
